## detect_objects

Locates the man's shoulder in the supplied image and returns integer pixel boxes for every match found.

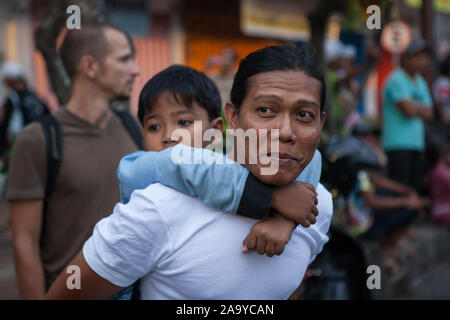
[14,121,45,147]
[386,69,407,86]
[416,75,430,90]
[317,183,332,213]
[141,183,198,206]
[14,110,69,149]
[315,183,333,228]
[292,183,332,258]
[132,183,221,236]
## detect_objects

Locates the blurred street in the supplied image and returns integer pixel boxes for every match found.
[399,261,450,299]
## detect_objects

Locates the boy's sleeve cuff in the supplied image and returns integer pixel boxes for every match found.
[236,173,275,220]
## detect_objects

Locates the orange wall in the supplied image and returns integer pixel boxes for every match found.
[129,36,172,115]
[184,12,282,72]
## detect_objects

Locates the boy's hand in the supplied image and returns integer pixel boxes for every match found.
[242,211,296,257]
[270,181,318,227]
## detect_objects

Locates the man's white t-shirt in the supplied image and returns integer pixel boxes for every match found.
[83,183,333,300]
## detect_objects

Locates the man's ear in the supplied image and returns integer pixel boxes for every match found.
[78,55,100,79]
[210,117,224,133]
[320,111,327,129]
[224,102,239,130]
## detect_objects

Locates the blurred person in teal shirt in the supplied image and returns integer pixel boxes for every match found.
[382,39,433,192]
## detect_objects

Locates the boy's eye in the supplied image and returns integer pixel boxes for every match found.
[148,124,160,132]
[178,119,193,127]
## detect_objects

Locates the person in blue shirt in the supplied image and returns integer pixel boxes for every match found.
[382,39,433,191]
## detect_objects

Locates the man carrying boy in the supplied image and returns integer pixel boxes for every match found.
[115,64,323,299]
[46,46,332,299]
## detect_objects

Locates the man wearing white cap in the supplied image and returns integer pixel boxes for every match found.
[0,61,49,173]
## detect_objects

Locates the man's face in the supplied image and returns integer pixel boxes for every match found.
[5,78,25,91]
[95,28,140,99]
[408,51,430,75]
[225,70,325,186]
[142,91,223,151]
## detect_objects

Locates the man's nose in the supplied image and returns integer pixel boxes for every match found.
[278,113,296,143]
[130,62,140,77]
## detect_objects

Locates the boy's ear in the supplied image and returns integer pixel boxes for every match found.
[210,117,224,133]
[224,102,239,130]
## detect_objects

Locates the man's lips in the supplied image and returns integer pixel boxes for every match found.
[267,152,298,164]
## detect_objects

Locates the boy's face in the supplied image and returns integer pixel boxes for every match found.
[142,90,223,151]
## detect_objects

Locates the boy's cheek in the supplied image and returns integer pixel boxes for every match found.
[144,134,163,152]
[184,128,203,148]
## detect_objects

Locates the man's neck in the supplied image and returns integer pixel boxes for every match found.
[66,80,112,128]
[402,66,417,81]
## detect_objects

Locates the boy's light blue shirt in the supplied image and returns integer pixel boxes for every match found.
[382,68,432,152]
[117,144,322,213]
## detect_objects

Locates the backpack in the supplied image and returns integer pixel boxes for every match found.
[0,90,50,168]
[39,109,143,297]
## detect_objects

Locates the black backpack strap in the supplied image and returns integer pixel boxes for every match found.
[39,115,62,255]
[39,115,63,200]
[112,109,143,150]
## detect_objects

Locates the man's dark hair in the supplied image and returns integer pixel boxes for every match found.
[138,65,222,125]
[59,22,134,79]
[230,45,326,113]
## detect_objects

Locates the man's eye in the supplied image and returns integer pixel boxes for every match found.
[148,124,160,132]
[297,111,313,119]
[257,106,273,114]
[120,55,131,62]
[179,119,193,127]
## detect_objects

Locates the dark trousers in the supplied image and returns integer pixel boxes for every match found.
[386,150,425,192]
[360,207,417,241]
[360,189,418,241]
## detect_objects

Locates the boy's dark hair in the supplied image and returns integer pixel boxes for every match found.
[230,44,326,113]
[138,65,222,125]
[59,22,134,79]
